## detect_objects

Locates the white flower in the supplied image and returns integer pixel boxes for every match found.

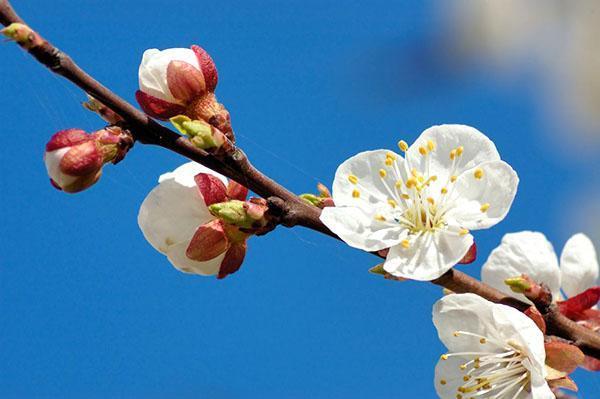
[138,162,242,276]
[482,231,599,303]
[433,293,554,399]
[320,124,519,280]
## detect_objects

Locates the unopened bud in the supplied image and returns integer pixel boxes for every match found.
[44,127,133,193]
[369,264,386,275]
[209,200,254,229]
[170,115,225,149]
[1,23,42,49]
[300,193,322,207]
[504,276,532,294]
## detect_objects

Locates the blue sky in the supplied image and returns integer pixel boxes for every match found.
[1,0,599,397]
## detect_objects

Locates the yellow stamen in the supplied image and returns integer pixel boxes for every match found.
[379,169,387,178]
[348,175,358,184]
[463,375,471,382]
[401,193,410,200]
[479,338,487,344]
[480,203,490,212]
[388,199,397,208]
[352,189,360,198]
[375,214,386,222]
[459,229,469,236]
[427,139,435,151]
[419,146,428,156]
[450,149,457,160]
[427,197,435,205]
[441,187,448,194]
[453,331,459,337]
[411,168,418,177]
[406,178,417,189]
[456,146,464,156]
[474,168,484,179]
[398,140,409,152]
[401,240,410,249]
[450,175,457,183]
[440,379,447,386]
[440,354,449,360]
[386,152,397,161]
[395,180,403,189]
[385,158,393,166]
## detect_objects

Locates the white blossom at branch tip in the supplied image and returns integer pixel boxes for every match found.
[433,293,554,399]
[481,231,599,303]
[137,162,227,275]
[320,124,519,281]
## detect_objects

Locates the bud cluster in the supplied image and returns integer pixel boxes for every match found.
[44,126,133,193]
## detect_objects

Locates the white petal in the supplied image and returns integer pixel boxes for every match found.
[529,371,555,399]
[383,230,473,281]
[481,232,562,302]
[138,166,215,255]
[432,293,546,372]
[560,233,599,298]
[443,160,518,230]
[433,355,470,399]
[320,206,407,251]
[331,149,403,210]
[138,47,200,103]
[165,241,224,275]
[44,148,77,188]
[406,124,500,190]
[158,161,228,187]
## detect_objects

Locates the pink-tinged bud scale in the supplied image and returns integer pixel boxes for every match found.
[186,219,229,262]
[192,45,218,93]
[218,242,246,279]
[167,60,206,103]
[194,173,228,206]
[135,90,186,120]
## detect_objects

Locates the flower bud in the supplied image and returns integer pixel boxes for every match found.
[82,96,124,124]
[170,115,225,149]
[44,129,103,193]
[44,127,133,193]
[1,23,42,49]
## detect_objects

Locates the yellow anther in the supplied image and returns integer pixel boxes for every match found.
[463,375,471,382]
[385,158,394,166]
[379,169,387,178]
[398,140,409,152]
[388,199,397,208]
[459,229,469,236]
[480,203,490,212]
[441,187,448,195]
[474,168,484,179]
[401,193,410,200]
[348,174,358,184]
[459,364,467,370]
[406,178,417,189]
[450,175,457,183]
[395,180,403,189]
[429,175,438,181]
[401,240,410,249]
[386,152,397,161]
[427,139,435,151]
[375,214,386,222]
[450,149,457,160]
[427,197,435,205]
[453,331,459,337]
[479,338,487,344]
[456,146,464,156]
[419,146,428,156]
[456,395,463,399]
[440,354,449,361]
[352,189,360,198]
[440,379,447,386]
[411,168,418,177]
[417,175,425,183]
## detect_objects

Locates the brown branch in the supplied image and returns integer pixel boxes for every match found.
[2,0,599,360]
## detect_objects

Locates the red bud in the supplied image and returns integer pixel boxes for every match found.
[218,242,246,279]
[226,180,249,201]
[192,45,218,92]
[186,219,229,262]
[167,60,206,103]
[45,128,89,151]
[194,173,228,206]
[59,141,103,176]
[135,90,185,120]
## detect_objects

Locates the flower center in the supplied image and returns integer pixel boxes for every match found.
[347,139,479,249]
[439,331,531,399]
